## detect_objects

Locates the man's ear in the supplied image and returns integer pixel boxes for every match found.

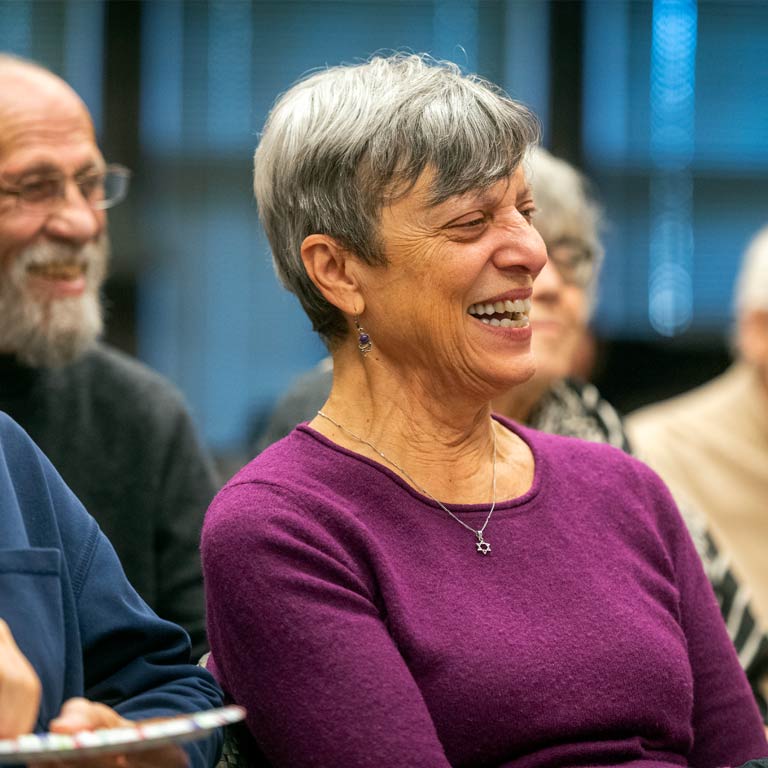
[738,310,768,368]
[301,234,363,315]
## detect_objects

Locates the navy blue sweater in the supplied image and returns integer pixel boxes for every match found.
[0,412,222,766]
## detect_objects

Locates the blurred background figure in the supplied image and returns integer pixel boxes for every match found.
[0,54,216,659]
[628,227,768,632]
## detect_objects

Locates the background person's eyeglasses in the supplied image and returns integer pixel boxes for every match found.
[546,239,595,288]
[0,164,131,212]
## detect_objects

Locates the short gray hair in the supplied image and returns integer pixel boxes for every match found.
[735,224,768,314]
[254,53,539,345]
[527,147,604,307]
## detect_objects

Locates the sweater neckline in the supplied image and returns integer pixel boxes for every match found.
[296,414,543,515]
[0,354,42,397]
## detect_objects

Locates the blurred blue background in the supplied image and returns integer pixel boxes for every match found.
[1,0,766,460]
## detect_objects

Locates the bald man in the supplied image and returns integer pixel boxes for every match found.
[0,54,216,659]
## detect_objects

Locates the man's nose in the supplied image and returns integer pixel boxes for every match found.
[43,184,104,245]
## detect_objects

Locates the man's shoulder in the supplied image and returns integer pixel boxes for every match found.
[0,411,39,462]
[626,369,733,445]
[0,411,92,534]
[68,344,188,409]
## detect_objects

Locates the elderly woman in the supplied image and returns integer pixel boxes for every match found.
[202,55,767,767]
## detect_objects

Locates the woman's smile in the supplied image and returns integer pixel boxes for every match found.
[467,296,532,328]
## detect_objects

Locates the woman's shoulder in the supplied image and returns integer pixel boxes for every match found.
[210,427,321,506]
[204,424,379,538]
[499,414,633,470]
[233,426,319,481]
[502,416,678,520]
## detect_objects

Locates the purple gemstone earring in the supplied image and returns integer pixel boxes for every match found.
[354,316,372,355]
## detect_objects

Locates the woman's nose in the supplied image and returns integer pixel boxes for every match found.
[492,219,548,278]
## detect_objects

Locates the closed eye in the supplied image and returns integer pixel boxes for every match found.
[445,212,488,230]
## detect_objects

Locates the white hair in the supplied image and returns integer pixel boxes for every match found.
[735,225,768,314]
[527,147,604,307]
[0,238,108,367]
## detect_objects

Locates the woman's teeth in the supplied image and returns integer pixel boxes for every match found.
[467,298,532,327]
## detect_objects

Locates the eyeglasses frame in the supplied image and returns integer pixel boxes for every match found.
[0,163,132,212]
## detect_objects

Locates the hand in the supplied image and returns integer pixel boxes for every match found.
[0,618,41,737]
[31,698,189,768]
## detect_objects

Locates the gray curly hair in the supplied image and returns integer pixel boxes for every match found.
[254,53,540,346]
[527,147,605,308]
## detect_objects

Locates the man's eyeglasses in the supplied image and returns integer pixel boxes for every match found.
[546,239,596,289]
[0,164,131,212]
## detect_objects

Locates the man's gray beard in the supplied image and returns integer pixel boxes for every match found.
[0,237,109,368]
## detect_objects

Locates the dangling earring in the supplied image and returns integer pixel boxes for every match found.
[354,316,372,355]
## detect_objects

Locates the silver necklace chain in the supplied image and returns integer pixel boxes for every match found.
[316,410,497,555]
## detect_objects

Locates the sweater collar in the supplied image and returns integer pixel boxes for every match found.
[0,354,43,397]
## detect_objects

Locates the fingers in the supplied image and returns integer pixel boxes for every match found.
[106,745,189,768]
[46,701,189,768]
[48,698,125,734]
[31,744,188,768]
[0,618,41,737]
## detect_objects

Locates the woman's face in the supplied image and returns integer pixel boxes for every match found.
[356,165,547,399]
[529,242,591,385]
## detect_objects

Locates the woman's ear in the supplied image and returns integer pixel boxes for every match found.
[301,234,364,315]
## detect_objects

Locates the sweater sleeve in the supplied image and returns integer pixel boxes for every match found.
[202,481,452,768]
[51,472,224,768]
[639,465,768,765]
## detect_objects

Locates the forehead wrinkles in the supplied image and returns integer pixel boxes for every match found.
[1,114,95,156]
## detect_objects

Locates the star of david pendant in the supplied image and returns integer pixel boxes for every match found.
[475,531,491,555]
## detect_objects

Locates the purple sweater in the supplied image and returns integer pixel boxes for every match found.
[202,419,768,767]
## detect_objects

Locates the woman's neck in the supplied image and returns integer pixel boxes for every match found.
[308,345,534,505]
